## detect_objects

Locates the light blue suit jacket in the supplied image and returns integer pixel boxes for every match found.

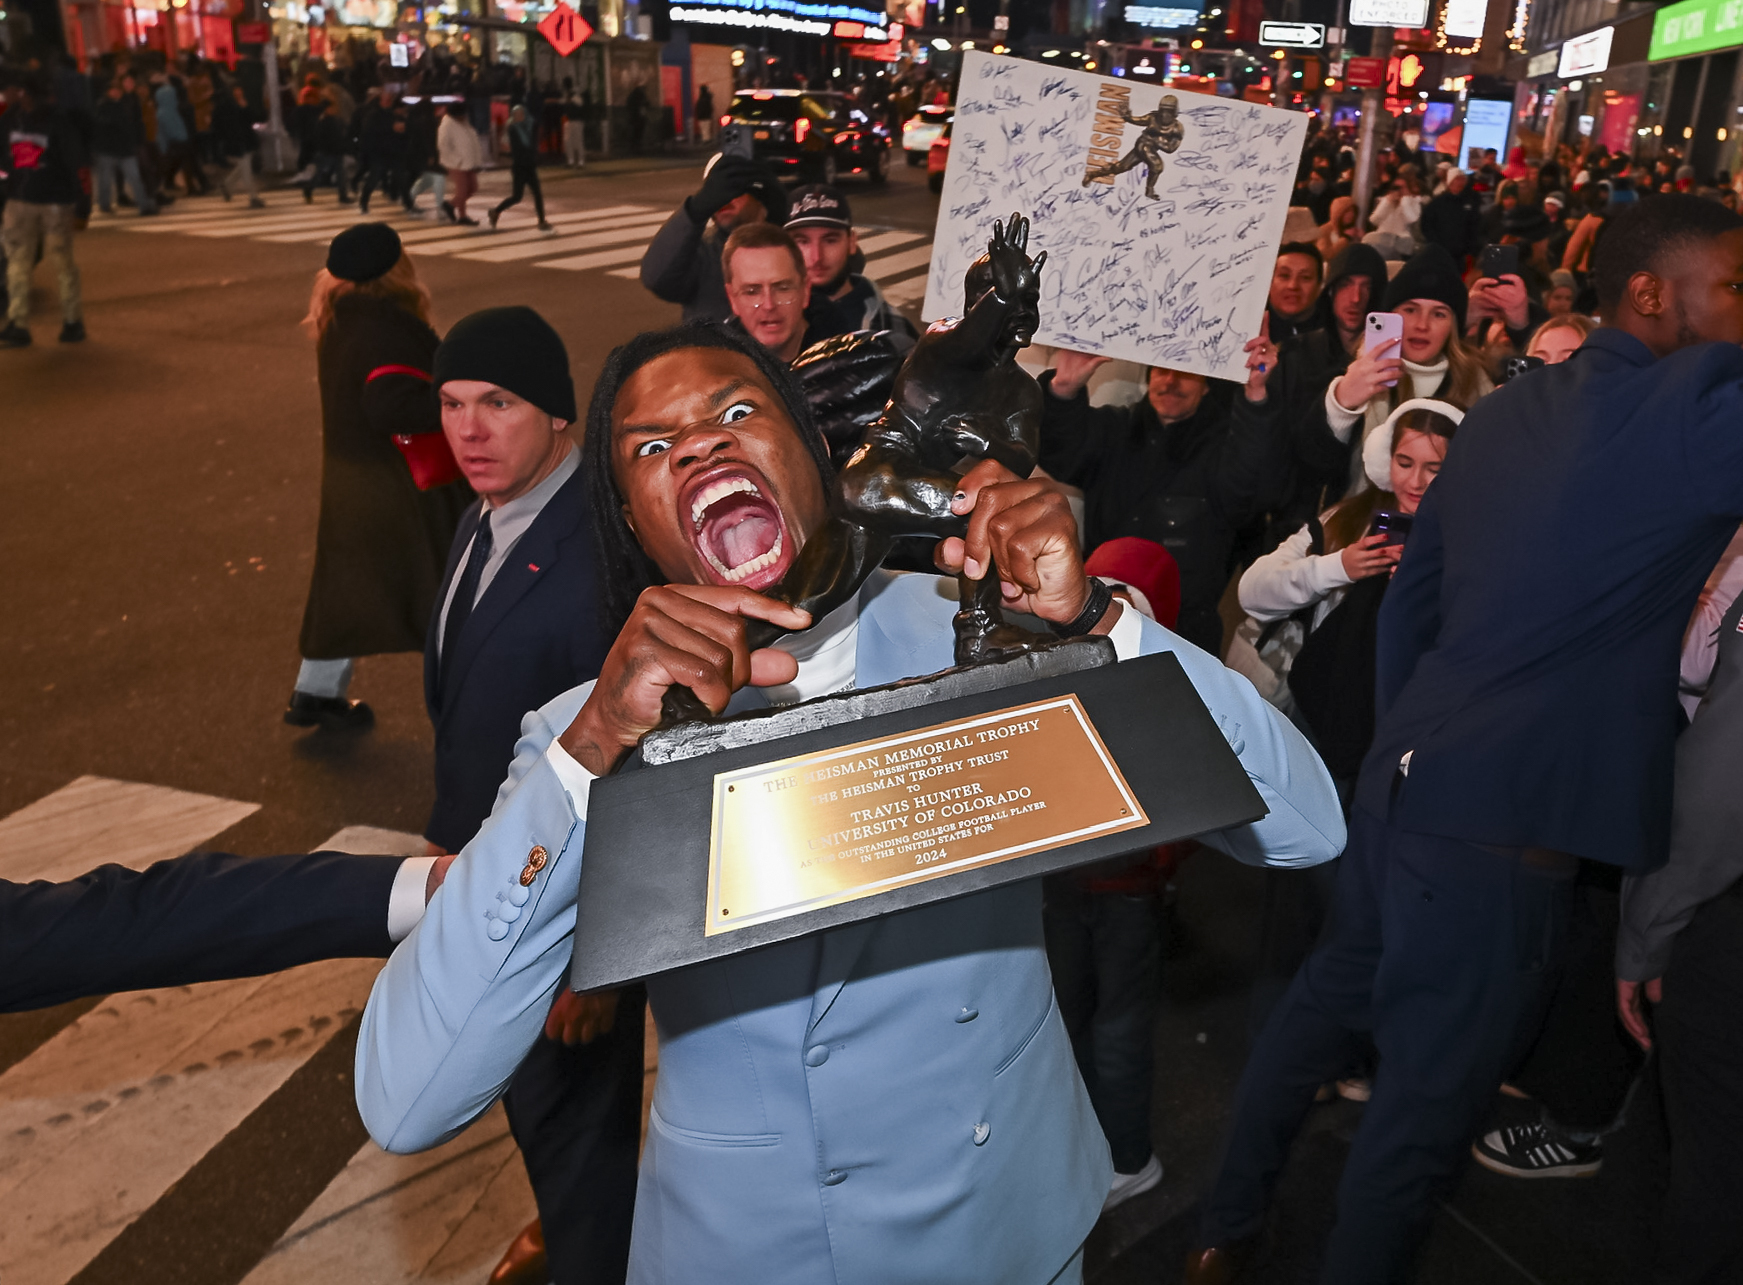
[357,573,1343,1284]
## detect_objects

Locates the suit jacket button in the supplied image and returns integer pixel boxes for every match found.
[486,919,510,941]
[804,1044,830,1067]
[822,1169,848,1186]
[527,845,549,872]
[955,1007,979,1023]
[972,1121,991,1146]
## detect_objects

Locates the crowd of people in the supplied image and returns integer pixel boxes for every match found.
[9,51,1743,1282]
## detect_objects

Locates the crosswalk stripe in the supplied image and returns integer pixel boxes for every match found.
[454,219,668,264]
[855,229,927,256]
[863,245,935,281]
[397,203,652,246]
[411,210,668,257]
[0,775,259,885]
[116,202,416,232]
[534,243,649,273]
[0,815,424,1285]
[239,1104,531,1285]
[882,274,931,308]
[607,265,642,279]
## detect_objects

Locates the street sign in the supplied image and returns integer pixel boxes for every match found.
[1348,0,1429,26]
[1258,20,1325,46]
[992,12,1010,29]
[1344,55,1386,86]
[538,1,593,57]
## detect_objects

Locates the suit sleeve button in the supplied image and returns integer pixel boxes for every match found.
[954,1007,979,1023]
[972,1121,991,1146]
[486,919,511,941]
[804,1044,830,1067]
[822,1169,848,1186]
[519,864,539,887]
[527,845,549,872]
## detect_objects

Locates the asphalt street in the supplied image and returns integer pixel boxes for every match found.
[0,155,1676,1285]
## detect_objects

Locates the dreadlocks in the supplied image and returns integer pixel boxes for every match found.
[583,323,837,641]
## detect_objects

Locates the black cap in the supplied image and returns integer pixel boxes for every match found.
[785,184,853,230]
[326,222,403,282]
[1383,245,1468,331]
[433,306,577,423]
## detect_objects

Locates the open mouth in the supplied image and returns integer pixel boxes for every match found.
[687,473,789,588]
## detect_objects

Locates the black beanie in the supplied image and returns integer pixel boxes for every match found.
[434,307,577,422]
[326,222,402,282]
[1383,245,1468,330]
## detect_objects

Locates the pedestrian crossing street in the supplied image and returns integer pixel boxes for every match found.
[0,775,639,1285]
[88,189,939,307]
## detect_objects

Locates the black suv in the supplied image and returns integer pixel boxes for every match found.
[719,90,892,185]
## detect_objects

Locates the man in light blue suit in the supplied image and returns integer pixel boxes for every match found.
[356,325,1344,1284]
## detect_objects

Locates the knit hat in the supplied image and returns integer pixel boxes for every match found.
[433,306,577,422]
[1543,190,1568,211]
[1084,537,1181,631]
[325,223,402,282]
[326,222,403,283]
[1363,398,1464,490]
[1383,245,1468,330]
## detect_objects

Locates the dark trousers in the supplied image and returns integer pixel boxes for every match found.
[1653,887,1743,1284]
[1200,806,1573,1283]
[492,162,546,222]
[504,985,646,1285]
[355,156,401,211]
[1043,878,1162,1174]
[1508,864,1644,1137]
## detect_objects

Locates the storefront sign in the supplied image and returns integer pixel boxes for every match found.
[832,18,890,37]
[236,20,271,42]
[1348,0,1430,29]
[671,0,885,34]
[1442,0,1487,41]
[1126,4,1202,27]
[1558,25,1613,76]
[1527,49,1559,76]
[1649,0,1743,60]
[1344,54,1386,86]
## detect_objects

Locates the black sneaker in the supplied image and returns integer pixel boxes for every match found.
[284,692,375,730]
[59,320,86,343]
[1472,1123,1602,1179]
[0,322,30,348]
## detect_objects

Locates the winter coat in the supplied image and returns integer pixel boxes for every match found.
[437,114,482,171]
[1420,189,1481,262]
[1037,374,1280,655]
[152,83,188,144]
[640,202,731,323]
[91,93,143,158]
[298,294,474,659]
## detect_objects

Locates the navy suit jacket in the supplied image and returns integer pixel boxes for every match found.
[1359,329,1743,872]
[423,461,609,854]
[0,850,402,1012]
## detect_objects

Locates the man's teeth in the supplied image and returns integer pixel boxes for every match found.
[702,532,783,583]
[691,476,761,529]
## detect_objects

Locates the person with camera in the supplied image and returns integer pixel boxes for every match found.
[638,153,786,323]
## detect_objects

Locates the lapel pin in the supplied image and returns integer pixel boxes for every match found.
[528,563,541,573]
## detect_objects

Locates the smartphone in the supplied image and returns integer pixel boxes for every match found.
[1368,509,1414,546]
[1365,312,1403,386]
[1502,354,1546,383]
[718,123,756,160]
[1478,243,1520,281]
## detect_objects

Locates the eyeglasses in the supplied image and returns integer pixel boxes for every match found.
[732,281,802,308]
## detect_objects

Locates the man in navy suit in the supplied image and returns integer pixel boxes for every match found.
[2,849,431,1011]
[423,307,630,1285]
[1191,196,1743,1284]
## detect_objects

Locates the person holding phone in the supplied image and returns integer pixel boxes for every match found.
[1299,246,1491,498]
[1237,400,1462,787]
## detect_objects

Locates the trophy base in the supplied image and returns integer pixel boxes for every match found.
[640,635,1115,767]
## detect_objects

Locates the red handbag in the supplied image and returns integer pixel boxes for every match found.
[368,363,463,491]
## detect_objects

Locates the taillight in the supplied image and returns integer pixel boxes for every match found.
[720,114,730,127]
[794,117,810,144]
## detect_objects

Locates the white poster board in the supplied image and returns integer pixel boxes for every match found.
[923,53,1308,383]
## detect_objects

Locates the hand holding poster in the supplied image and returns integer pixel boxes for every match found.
[923,52,1308,383]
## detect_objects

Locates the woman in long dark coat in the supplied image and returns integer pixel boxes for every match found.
[286,223,472,729]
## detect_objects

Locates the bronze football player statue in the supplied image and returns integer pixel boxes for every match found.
[1081,94,1184,200]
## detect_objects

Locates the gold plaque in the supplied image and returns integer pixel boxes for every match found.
[705,695,1148,935]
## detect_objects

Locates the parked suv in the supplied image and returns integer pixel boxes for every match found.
[718,90,892,185]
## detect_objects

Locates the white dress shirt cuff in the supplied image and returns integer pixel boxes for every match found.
[387,856,438,943]
[1106,599,1144,662]
[545,737,599,819]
